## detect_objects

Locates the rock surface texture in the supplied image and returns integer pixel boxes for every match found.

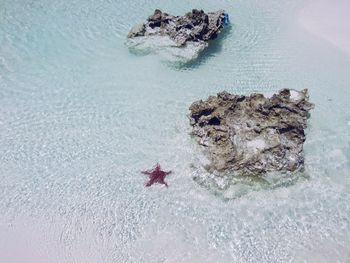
[189,89,314,175]
[128,9,226,46]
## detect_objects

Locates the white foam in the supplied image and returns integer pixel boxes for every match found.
[126,35,207,63]
[290,90,302,101]
[247,138,266,152]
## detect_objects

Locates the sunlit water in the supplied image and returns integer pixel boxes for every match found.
[1,0,350,262]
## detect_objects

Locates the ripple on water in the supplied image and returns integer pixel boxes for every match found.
[1,0,350,262]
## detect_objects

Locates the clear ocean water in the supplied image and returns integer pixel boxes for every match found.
[1,0,350,262]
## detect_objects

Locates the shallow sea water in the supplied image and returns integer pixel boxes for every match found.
[0,0,350,262]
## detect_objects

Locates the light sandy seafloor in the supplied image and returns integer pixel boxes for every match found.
[298,0,350,57]
[1,0,350,262]
[0,221,109,263]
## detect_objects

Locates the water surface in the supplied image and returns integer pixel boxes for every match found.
[1,0,350,262]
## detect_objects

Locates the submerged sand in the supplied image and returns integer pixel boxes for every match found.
[299,0,350,56]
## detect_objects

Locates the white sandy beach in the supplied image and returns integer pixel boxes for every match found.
[299,0,350,56]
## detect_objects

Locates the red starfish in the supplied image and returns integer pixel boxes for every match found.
[141,163,172,187]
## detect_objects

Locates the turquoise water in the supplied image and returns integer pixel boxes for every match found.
[1,0,350,262]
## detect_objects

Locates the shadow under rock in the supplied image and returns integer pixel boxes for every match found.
[169,24,233,70]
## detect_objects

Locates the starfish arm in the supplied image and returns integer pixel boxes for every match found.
[145,177,156,187]
[165,171,172,175]
[141,171,152,175]
[145,182,152,187]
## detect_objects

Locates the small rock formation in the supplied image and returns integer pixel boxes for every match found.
[128,9,227,46]
[189,89,314,175]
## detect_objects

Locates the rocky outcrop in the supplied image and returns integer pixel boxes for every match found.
[128,9,227,46]
[189,89,314,175]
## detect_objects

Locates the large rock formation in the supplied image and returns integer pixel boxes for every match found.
[128,9,227,46]
[189,89,314,176]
